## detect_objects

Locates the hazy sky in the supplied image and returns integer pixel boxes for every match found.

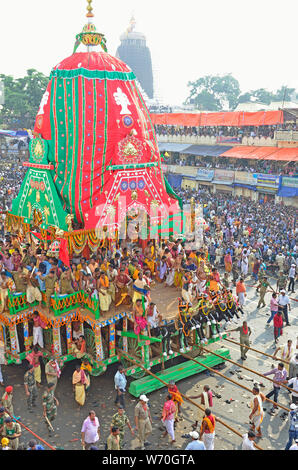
[2,0,298,105]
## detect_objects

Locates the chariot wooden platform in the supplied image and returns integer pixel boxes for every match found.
[0,282,230,396]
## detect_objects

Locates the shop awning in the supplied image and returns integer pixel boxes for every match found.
[219,146,258,159]
[263,148,298,162]
[151,110,284,127]
[220,146,298,161]
[183,144,233,156]
[158,143,193,153]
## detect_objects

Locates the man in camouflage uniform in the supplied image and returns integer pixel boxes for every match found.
[276,271,287,293]
[11,267,27,293]
[60,268,74,295]
[3,417,21,450]
[44,270,57,311]
[42,382,59,436]
[0,407,9,439]
[24,364,37,412]
[110,405,134,449]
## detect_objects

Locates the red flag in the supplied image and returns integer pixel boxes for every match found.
[58,238,70,268]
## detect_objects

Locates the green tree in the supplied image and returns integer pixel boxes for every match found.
[0,69,48,129]
[185,74,241,111]
[272,86,296,103]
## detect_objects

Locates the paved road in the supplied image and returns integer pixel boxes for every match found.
[1,273,297,451]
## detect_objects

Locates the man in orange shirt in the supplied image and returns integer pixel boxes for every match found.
[236,277,246,308]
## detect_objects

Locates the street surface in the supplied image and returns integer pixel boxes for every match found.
[2,272,297,451]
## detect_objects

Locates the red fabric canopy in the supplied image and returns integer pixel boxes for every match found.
[150,110,284,127]
[220,146,298,161]
[263,148,298,162]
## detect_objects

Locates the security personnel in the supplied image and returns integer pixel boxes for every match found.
[110,405,134,449]
[60,268,74,295]
[24,364,37,412]
[44,270,57,310]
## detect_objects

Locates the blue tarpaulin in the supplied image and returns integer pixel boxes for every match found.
[166,174,183,189]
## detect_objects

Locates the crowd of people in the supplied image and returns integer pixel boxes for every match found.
[0,157,297,450]
[166,155,296,176]
[155,123,297,140]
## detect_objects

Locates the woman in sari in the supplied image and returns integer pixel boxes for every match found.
[72,365,87,408]
[96,272,112,312]
[132,299,148,340]
[144,241,156,275]
[224,251,232,273]
[173,254,183,289]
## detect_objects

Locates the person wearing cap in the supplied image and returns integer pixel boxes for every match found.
[2,417,21,450]
[256,276,273,309]
[110,405,134,449]
[106,426,120,450]
[241,431,256,450]
[185,431,206,450]
[44,269,58,312]
[278,290,291,326]
[1,386,14,416]
[24,364,37,412]
[288,264,296,294]
[285,403,298,450]
[134,395,152,450]
[0,407,9,438]
[27,439,44,450]
[59,268,75,295]
[1,437,10,450]
[81,410,100,450]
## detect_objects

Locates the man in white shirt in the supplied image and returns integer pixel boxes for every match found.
[289,438,298,450]
[288,373,298,406]
[288,264,296,294]
[278,290,291,326]
[185,431,206,450]
[241,431,256,450]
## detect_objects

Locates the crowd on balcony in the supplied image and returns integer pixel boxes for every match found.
[155,123,298,140]
[166,155,297,177]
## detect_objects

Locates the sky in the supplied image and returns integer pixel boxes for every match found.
[1,0,298,106]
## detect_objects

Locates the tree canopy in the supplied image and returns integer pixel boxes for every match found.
[185,74,298,111]
[0,69,48,129]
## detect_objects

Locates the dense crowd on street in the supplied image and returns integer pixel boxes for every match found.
[0,155,297,451]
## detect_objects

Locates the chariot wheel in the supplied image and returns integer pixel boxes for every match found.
[118,337,146,379]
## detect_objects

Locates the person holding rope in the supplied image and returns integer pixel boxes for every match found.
[264,362,288,415]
